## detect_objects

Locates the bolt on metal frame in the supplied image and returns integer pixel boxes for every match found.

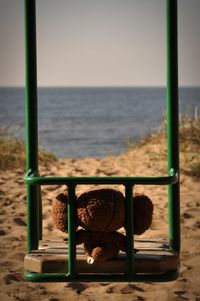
[24,0,180,282]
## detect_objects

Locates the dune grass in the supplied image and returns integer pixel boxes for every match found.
[126,111,200,180]
[179,113,200,180]
[0,128,57,171]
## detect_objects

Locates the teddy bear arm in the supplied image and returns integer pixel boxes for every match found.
[52,193,68,233]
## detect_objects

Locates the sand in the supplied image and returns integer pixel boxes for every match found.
[0,139,200,301]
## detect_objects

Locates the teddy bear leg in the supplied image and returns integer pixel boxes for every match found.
[88,246,118,262]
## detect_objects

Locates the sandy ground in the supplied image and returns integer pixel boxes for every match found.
[0,139,200,301]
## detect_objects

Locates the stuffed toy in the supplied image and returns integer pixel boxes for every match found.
[52,188,153,262]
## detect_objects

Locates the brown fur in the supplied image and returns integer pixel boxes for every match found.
[76,188,125,232]
[133,194,154,235]
[52,188,154,261]
[76,229,126,261]
[52,192,74,232]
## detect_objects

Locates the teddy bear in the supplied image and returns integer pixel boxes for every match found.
[52,188,153,262]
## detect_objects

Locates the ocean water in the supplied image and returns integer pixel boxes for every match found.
[0,87,199,158]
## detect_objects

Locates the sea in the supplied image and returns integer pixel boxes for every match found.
[0,87,199,158]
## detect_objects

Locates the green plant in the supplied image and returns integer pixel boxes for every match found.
[0,128,57,170]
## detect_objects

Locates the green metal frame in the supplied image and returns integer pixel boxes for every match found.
[24,0,180,282]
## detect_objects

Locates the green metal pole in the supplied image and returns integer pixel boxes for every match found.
[67,185,77,277]
[124,185,134,275]
[166,0,180,253]
[24,0,40,251]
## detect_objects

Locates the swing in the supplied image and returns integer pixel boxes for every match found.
[24,0,180,282]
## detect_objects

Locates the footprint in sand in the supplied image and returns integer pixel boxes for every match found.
[3,199,13,206]
[13,217,27,226]
[65,282,88,294]
[183,212,193,219]
[120,284,145,294]
[3,273,21,285]
[174,291,189,300]
[0,229,6,235]
[106,284,145,295]
[194,221,200,229]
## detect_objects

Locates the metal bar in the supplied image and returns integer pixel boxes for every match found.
[24,0,39,252]
[24,0,38,172]
[24,169,178,186]
[67,184,77,277]
[24,270,179,282]
[26,186,39,251]
[38,186,42,240]
[124,185,134,275]
[166,0,180,254]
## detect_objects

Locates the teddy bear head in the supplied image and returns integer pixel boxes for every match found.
[76,188,125,232]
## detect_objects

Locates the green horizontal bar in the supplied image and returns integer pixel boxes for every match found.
[25,168,178,186]
[24,270,179,282]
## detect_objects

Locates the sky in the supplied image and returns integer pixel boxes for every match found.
[0,0,200,87]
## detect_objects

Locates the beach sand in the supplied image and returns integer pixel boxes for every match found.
[0,137,200,301]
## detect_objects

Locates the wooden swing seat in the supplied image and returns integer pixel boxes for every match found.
[24,238,179,275]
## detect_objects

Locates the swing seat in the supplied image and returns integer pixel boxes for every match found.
[24,0,180,283]
[24,238,179,275]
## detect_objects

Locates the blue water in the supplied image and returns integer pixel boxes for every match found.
[0,87,199,158]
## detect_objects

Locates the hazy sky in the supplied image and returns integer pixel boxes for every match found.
[0,0,200,87]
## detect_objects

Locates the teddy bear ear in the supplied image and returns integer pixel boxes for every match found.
[132,194,154,235]
[52,193,68,233]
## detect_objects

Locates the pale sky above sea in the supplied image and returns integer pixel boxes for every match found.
[0,0,200,87]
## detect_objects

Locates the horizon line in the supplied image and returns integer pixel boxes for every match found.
[0,85,200,89]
